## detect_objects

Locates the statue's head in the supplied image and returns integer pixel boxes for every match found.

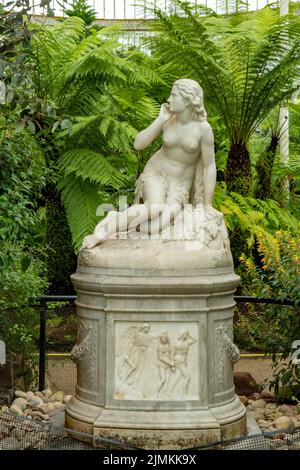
[141,322,151,333]
[159,332,169,344]
[172,79,207,122]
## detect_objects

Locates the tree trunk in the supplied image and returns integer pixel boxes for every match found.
[225,143,252,196]
[255,135,279,200]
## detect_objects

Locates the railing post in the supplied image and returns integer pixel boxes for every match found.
[39,297,47,391]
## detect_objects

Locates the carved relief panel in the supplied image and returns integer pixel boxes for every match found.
[114,321,199,401]
[71,318,98,392]
[214,319,239,393]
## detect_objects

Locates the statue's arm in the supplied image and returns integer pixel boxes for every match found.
[200,122,217,208]
[134,104,171,151]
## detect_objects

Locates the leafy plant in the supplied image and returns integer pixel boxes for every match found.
[234,230,300,400]
[27,17,162,250]
[146,1,300,195]
[64,0,97,26]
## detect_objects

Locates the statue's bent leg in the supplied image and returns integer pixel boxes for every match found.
[139,203,182,235]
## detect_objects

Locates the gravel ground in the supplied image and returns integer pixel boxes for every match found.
[234,356,278,388]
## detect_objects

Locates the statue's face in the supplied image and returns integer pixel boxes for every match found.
[167,86,187,114]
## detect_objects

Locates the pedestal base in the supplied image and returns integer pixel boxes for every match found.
[66,395,246,449]
[65,239,246,449]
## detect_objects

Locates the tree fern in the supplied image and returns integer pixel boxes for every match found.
[59,173,102,251]
[28,17,163,248]
[58,149,129,189]
[145,1,300,194]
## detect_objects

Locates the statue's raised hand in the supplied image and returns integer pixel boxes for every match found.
[158,103,172,123]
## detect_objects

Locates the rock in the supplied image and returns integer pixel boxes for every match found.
[14,391,27,399]
[26,391,35,401]
[41,396,49,403]
[234,372,260,397]
[45,402,55,413]
[265,403,277,412]
[42,389,52,398]
[291,417,300,427]
[264,409,275,420]
[278,404,291,414]
[252,392,261,400]
[53,402,65,410]
[36,404,47,413]
[34,391,45,400]
[28,396,43,408]
[0,437,23,450]
[274,416,293,429]
[253,409,265,421]
[49,391,64,403]
[264,403,277,419]
[252,399,266,410]
[257,419,273,429]
[261,391,274,401]
[12,397,27,411]
[31,410,50,420]
[10,404,23,416]
[238,395,249,406]
[63,394,72,404]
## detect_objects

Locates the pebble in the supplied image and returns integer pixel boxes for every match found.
[42,389,52,398]
[26,391,35,401]
[63,395,72,404]
[28,396,44,408]
[10,404,23,416]
[275,416,293,429]
[252,399,266,410]
[12,398,27,411]
[49,391,65,402]
[14,391,27,399]
[45,403,55,413]
[53,402,65,411]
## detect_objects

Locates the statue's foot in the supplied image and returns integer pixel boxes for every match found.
[81,234,102,250]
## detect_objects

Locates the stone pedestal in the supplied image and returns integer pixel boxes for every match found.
[65,239,246,449]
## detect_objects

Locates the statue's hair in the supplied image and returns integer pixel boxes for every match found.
[174,79,207,122]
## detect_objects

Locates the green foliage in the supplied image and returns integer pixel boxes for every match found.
[44,186,76,295]
[28,17,163,250]
[233,230,300,400]
[147,1,300,193]
[268,360,300,403]
[65,0,97,26]
[213,185,300,249]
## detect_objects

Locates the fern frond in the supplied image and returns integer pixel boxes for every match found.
[59,173,102,252]
[58,149,128,189]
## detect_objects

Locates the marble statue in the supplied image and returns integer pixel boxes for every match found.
[66,78,246,448]
[82,79,222,249]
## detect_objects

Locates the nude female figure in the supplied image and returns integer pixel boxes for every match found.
[82,79,217,249]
